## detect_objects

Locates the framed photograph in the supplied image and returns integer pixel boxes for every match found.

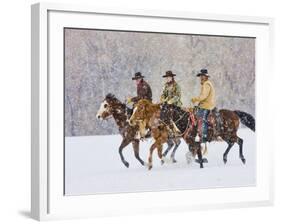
[31,2,274,221]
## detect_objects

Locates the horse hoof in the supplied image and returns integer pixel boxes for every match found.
[241,158,246,164]
[162,157,171,164]
[195,159,203,164]
[170,157,177,163]
[185,152,193,165]
[148,165,152,170]
[124,162,129,168]
[200,164,204,168]
[202,158,208,163]
[161,160,165,165]
[186,158,192,165]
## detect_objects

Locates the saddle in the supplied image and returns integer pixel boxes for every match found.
[184,107,223,142]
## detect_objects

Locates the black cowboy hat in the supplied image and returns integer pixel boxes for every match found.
[162,70,176,78]
[196,69,210,77]
[132,72,145,80]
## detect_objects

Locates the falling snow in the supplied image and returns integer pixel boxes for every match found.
[64,29,255,136]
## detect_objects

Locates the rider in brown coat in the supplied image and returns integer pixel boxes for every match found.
[128,72,152,104]
[127,72,153,138]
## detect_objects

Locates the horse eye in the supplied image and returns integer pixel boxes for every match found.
[104,104,108,108]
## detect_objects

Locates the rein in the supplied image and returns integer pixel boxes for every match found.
[163,109,192,136]
[182,111,196,138]
[173,110,188,124]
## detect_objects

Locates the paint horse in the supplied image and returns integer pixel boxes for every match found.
[129,99,182,170]
[96,93,180,168]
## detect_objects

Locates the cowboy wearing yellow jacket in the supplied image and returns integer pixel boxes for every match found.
[192,69,216,143]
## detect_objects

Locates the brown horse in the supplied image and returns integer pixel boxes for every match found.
[168,105,255,168]
[96,94,180,168]
[129,99,181,170]
[130,99,255,169]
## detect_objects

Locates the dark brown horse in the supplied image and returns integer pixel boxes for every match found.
[161,103,255,168]
[131,99,255,169]
[96,94,180,168]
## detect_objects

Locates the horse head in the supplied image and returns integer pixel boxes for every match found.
[96,93,124,120]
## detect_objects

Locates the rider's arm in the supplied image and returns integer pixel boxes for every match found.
[131,96,140,103]
[160,95,166,103]
[167,84,181,104]
[160,86,167,103]
[193,83,210,102]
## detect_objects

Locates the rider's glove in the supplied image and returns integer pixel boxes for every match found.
[191,97,198,104]
[127,97,132,104]
[167,99,174,104]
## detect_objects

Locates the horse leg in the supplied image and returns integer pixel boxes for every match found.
[170,138,181,163]
[156,143,164,165]
[132,140,146,166]
[118,138,131,168]
[194,143,204,168]
[148,143,157,170]
[223,141,234,164]
[237,137,246,164]
[162,138,174,157]
[185,142,194,164]
[138,120,147,138]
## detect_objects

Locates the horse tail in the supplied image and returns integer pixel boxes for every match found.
[234,110,255,132]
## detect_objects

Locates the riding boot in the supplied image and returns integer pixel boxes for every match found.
[202,135,208,143]
[195,118,202,142]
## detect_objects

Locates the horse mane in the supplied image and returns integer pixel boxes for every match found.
[105,93,126,109]
[171,104,188,115]
[137,99,160,109]
[136,99,160,118]
[105,93,117,101]
[161,103,187,115]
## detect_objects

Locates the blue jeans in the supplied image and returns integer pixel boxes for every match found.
[196,108,210,142]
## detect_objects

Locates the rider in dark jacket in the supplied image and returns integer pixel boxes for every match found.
[129,72,152,104]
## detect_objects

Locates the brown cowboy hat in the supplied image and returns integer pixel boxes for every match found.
[162,70,176,78]
[196,69,210,77]
[132,72,145,80]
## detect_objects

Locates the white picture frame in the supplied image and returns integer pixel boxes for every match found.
[31,2,274,221]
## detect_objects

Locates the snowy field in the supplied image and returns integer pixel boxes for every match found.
[65,128,256,196]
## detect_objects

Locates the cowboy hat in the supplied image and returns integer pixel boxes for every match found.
[132,72,145,80]
[196,69,210,77]
[162,70,176,78]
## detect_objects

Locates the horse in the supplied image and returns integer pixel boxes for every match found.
[129,99,182,170]
[130,99,255,169]
[161,103,255,168]
[96,93,180,168]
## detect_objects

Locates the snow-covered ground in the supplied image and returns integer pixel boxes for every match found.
[65,128,256,196]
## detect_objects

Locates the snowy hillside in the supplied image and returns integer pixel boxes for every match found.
[65,128,256,196]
